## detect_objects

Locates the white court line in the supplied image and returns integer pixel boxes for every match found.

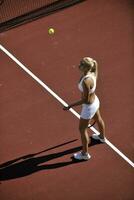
[0,44,134,168]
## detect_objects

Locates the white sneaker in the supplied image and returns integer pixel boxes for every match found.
[92,134,105,143]
[73,151,91,161]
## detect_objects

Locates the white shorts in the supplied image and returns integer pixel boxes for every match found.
[80,95,100,120]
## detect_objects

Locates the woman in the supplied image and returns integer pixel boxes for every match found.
[63,57,105,161]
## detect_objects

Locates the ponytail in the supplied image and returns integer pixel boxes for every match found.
[90,60,97,72]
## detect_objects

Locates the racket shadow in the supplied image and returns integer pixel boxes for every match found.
[0,137,101,181]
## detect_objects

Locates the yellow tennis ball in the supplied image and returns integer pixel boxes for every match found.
[48,28,55,35]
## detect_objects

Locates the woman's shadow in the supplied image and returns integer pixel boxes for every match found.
[0,137,102,181]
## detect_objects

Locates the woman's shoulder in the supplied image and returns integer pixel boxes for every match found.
[84,73,96,84]
[85,73,96,79]
[83,75,92,85]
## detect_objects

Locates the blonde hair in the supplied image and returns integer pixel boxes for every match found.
[82,57,97,72]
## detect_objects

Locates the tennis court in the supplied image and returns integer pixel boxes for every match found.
[0,0,134,199]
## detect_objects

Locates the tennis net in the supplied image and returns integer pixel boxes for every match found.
[0,0,85,32]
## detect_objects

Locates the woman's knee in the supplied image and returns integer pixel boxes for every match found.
[79,125,85,133]
[79,119,89,133]
[79,124,88,133]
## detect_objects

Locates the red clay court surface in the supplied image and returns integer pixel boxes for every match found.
[0,0,134,200]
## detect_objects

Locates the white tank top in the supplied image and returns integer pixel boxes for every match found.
[78,74,96,94]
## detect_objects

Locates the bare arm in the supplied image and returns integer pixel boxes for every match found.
[63,79,90,110]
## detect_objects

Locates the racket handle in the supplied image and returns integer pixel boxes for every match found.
[88,121,96,128]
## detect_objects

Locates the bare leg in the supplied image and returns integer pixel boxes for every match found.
[93,109,105,139]
[79,118,91,153]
